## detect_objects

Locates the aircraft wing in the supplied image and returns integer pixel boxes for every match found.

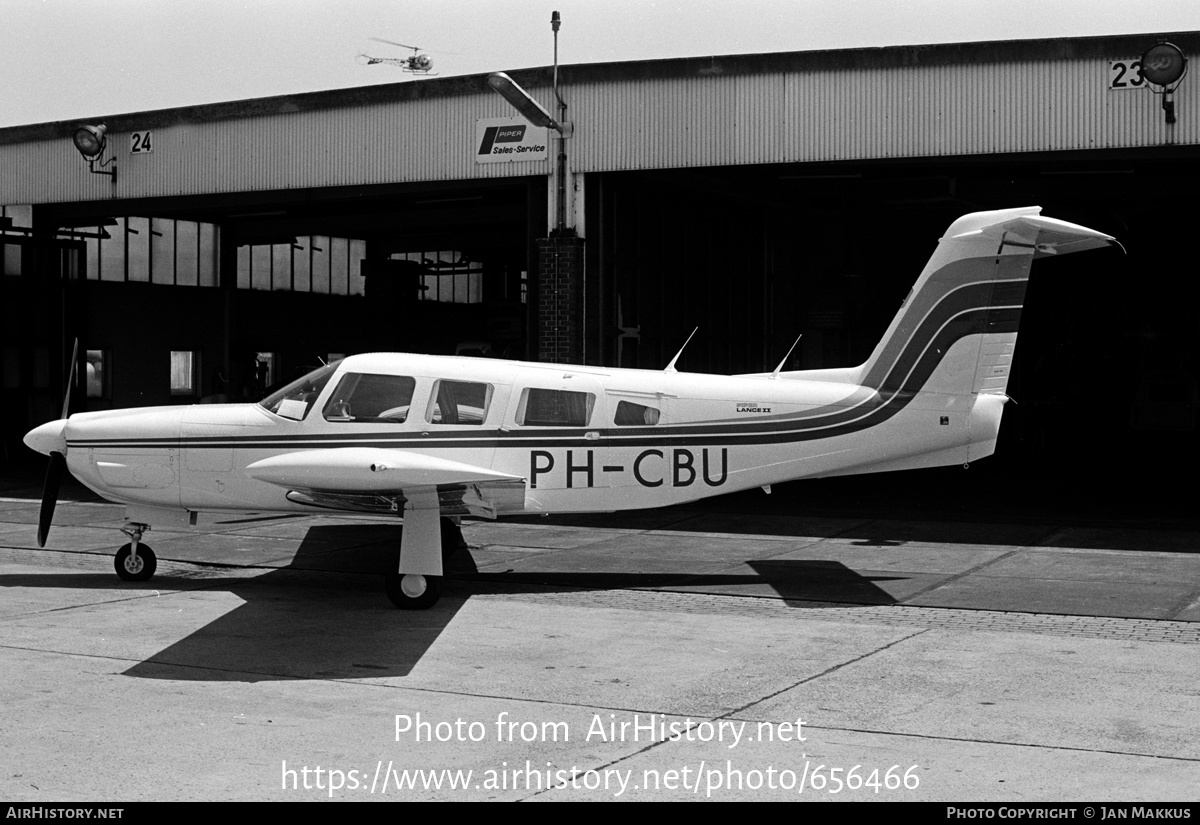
[245,447,526,518]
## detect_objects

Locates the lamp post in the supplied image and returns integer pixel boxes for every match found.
[488,13,581,364]
[550,10,569,237]
[486,13,573,236]
[485,72,559,130]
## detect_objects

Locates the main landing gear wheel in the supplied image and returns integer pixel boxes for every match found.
[384,572,441,610]
[441,517,466,561]
[114,543,157,582]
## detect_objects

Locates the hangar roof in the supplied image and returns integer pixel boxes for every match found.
[1,31,1196,206]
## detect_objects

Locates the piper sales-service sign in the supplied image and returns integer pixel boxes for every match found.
[475,117,549,163]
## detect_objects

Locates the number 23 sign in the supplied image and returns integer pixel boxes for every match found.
[1109,60,1145,91]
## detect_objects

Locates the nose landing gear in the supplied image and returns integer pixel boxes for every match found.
[114,523,156,582]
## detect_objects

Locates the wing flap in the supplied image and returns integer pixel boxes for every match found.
[284,480,526,518]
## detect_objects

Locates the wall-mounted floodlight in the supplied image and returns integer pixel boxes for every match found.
[486,73,561,132]
[1140,42,1188,124]
[71,123,117,182]
[72,124,106,158]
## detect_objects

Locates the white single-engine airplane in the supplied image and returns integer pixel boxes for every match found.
[25,207,1115,609]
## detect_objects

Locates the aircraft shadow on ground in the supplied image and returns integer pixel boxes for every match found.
[455,560,905,605]
[526,508,1042,547]
[5,523,902,684]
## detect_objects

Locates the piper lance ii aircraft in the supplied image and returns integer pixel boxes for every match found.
[24,207,1115,609]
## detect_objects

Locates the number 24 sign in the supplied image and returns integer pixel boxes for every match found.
[130,131,154,154]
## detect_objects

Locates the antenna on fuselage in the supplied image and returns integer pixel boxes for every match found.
[769,333,803,379]
[664,327,698,373]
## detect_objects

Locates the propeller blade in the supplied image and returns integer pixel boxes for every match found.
[62,338,79,420]
[37,451,65,548]
[39,338,79,547]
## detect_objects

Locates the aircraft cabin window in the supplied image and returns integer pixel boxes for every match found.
[518,388,595,427]
[259,361,339,420]
[614,400,661,426]
[323,373,416,423]
[428,380,491,425]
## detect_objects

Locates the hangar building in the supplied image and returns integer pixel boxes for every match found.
[2,31,1197,512]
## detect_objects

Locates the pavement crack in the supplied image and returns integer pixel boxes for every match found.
[1164,587,1200,622]
[797,723,1200,763]
[0,587,213,619]
[727,627,932,718]
[902,547,1024,602]
[517,627,932,801]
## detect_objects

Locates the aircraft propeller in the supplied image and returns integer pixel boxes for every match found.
[36,339,78,548]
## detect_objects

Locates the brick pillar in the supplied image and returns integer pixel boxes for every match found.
[536,235,586,364]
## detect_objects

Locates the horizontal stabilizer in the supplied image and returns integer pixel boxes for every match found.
[952,211,1116,257]
[760,207,1115,398]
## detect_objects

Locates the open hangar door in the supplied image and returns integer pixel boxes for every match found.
[586,153,1200,519]
[33,178,542,416]
[0,224,86,462]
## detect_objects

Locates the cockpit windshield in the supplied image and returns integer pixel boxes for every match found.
[258,361,340,420]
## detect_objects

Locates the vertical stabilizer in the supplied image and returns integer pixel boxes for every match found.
[854,207,1114,399]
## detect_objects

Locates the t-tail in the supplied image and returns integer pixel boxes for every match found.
[774,206,1115,472]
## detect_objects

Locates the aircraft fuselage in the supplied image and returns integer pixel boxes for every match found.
[56,351,999,520]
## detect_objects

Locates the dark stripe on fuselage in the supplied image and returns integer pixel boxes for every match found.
[68,271,1027,454]
[874,281,1021,394]
[861,253,1031,389]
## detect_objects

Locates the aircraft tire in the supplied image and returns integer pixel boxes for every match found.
[385,572,441,610]
[440,517,466,561]
[115,543,157,582]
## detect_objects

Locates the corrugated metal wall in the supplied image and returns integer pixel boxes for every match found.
[0,93,540,205]
[2,33,1196,205]
[569,54,1198,170]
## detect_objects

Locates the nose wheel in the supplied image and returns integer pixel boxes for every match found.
[115,543,157,581]
[114,523,156,582]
